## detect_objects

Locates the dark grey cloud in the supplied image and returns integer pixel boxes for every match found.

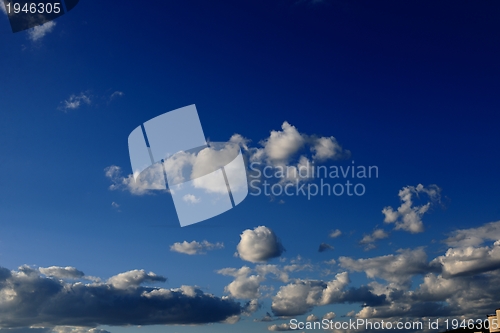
[318,243,334,252]
[0,265,241,328]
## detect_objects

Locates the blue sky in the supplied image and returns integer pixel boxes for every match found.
[1,1,500,332]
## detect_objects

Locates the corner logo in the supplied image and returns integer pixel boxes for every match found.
[3,0,80,33]
[128,105,248,227]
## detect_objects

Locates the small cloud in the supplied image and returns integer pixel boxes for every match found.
[323,311,336,320]
[110,91,124,100]
[237,226,285,263]
[318,243,334,252]
[359,229,389,250]
[346,310,356,317]
[329,229,342,238]
[183,194,200,204]
[324,259,336,265]
[28,21,56,41]
[170,240,224,255]
[268,323,292,331]
[306,314,318,321]
[59,92,91,112]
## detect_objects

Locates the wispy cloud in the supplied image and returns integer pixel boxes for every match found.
[28,21,56,41]
[170,240,224,255]
[329,229,342,238]
[58,92,91,112]
[359,228,389,250]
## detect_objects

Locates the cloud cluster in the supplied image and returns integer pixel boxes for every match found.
[382,184,441,233]
[170,240,224,255]
[336,222,500,321]
[105,121,350,196]
[236,226,285,263]
[339,248,438,286]
[0,265,241,329]
[271,272,386,316]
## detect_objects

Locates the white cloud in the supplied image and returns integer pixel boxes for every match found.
[329,229,342,238]
[170,240,223,255]
[39,266,84,279]
[59,92,91,112]
[339,248,438,286]
[261,122,305,165]
[107,269,166,289]
[28,21,56,41]
[182,194,200,204]
[382,184,442,233]
[236,226,285,263]
[270,272,386,317]
[323,311,336,320]
[433,242,500,278]
[268,323,292,331]
[310,136,347,161]
[359,229,389,250]
[306,314,319,321]
[444,220,500,247]
[105,165,167,196]
[218,266,264,299]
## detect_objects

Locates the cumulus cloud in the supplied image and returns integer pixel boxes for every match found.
[236,226,285,263]
[106,122,348,196]
[0,265,241,328]
[271,272,385,316]
[28,21,56,41]
[339,248,438,286]
[59,92,91,112]
[382,184,442,233]
[318,243,334,252]
[170,240,224,255]
[217,267,264,299]
[444,220,500,248]
[433,241,500,278]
